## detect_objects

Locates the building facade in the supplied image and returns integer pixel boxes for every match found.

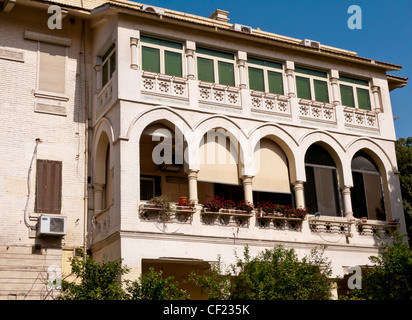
[0,0,408,299]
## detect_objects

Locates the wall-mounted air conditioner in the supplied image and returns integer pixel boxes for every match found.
[301,39,321,49]
[232,23,253,34]
[37,215,67,237]
[141,5,164,15]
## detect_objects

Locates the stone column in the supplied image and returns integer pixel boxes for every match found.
[93,183,104,212]
[371,86,381,113]
[95,64,102,92]
[329,70,340,105]
[293,181,305,208]
[187,170,199,204]
[285,61,295,97]
[185,41,196,80]
[342,186,354,220]
[130,37,139,69]
[242,175,254,203]
[237,51,247,89]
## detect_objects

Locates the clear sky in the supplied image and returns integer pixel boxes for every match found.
[131,0,412,139]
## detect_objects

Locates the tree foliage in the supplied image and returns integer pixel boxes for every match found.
[58,252,188,300]
[395,137,412,243]
[349,230,412,300]
[189,245,334,300]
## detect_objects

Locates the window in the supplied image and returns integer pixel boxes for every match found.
[101,43,116,88]
[196,47,235,86]
[247,57,284,94]
[295,67,329,103]
[351,152,385,220]
[35,160,62,214]
[140,35,183,77]
[38,42,66,94]
[339,75,371,110]
[304,145,341,216]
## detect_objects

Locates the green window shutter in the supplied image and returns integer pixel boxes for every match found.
[314,79,329,103]
[140,36,183,50]
[248,67,264,91]
[164,50,182,77]
[197,47,234,60]
[197,57,214,82]
[356,88,371,110]
[340,84,355,107]
[295,67,327,78]
[102,61,108,87]
[268,71,284,95]
[296,76,311,100]
[142,46,160,73]
[218,61,235,86]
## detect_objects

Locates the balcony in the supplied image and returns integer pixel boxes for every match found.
[94,71,382,137]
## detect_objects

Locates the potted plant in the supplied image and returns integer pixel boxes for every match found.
[202,195,223,213]
[146,195,172,221]
[221,199,236,213]
[235,200,254,213]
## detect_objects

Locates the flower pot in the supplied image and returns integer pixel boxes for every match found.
[178,196,188,205]
[361,217,367,223]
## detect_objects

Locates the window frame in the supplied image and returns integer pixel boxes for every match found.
[196,46,236,86]
[246,57,285,95]
[295,66,331,103]
[140,35,184,77]
[101,43,116,88]
[339,75,372,110]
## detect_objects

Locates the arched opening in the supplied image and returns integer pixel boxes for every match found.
[252,138,293,206]
[139,122,189,202]
[350,151,386,220]
[94,131,113,211]
[197,128,243,204]
[304,144,342,216]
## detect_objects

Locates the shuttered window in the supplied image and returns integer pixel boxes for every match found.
[295,67,329,102]
[339,75,372,110]
[38,42,66,94]
[247,57,284,94]
[141,35,183,77]
[35,160,62,214]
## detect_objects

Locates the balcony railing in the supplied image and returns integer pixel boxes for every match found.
[95,71,383,137]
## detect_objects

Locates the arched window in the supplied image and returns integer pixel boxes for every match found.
[252,138,292,205]
[140,123,188,201]
[351,151,386,220]
[304,144,341,216]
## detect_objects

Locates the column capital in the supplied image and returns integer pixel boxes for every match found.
[130,37,139,46]
[93,183,104,191]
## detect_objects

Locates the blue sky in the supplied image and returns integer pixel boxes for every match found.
[132,0,412,139]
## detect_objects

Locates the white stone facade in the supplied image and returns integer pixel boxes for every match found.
[0,0,408,299]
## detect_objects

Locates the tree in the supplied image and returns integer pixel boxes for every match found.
[189,245,334,300]
[58,252,188,300]
[348,230,412,300]
[58,252,130,300]
[126,268,189,300]
[395,137,412,244]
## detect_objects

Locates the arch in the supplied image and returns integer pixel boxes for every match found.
[298,130,347,185]
[191,115,249,174]
[249,123,299,182]
[92,118,114,186]
[346,138,396,220]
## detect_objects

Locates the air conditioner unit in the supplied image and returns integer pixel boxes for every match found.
[301,39,321,49]
[37,215,67,237]
[232,23,253,34]
[141,5,164,15]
